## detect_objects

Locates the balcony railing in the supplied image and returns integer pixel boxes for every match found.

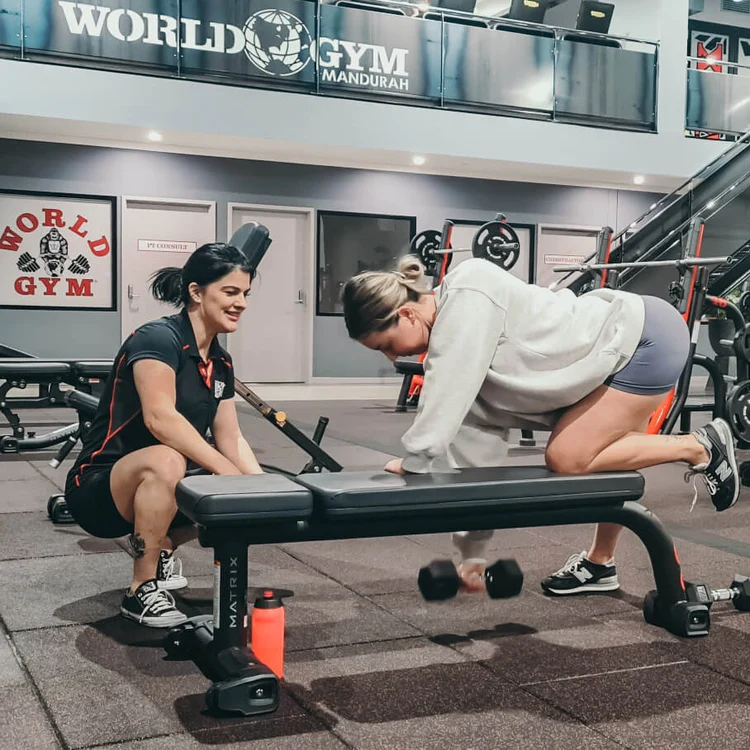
[1,0,659,132]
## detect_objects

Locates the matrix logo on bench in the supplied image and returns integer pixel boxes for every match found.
[57,2,410,92]
[0,208,110,300]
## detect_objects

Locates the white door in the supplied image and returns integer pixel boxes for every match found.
[227,204,311,383]
[121,198,216,339]
[535,225,600,289]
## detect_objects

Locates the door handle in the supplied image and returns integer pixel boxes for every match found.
[296,289,305,304]
[128,284,140,301]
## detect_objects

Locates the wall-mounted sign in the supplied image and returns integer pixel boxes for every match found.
[0,192,116,310]
[137,239,197,253]
[544,254,586,265]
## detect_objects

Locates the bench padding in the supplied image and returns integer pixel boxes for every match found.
[65,360,114,378]
[294,468,644,518]
[177,467,645,530]
[0,358,113,384]
[176,474,312,526]
[0,359,71,378]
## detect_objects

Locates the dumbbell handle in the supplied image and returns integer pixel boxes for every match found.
[708,585,741,603]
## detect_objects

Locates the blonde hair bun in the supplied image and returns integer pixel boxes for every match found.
[397,254,425,282]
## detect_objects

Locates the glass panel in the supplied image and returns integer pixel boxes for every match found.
[0,0,21,50]
[317,211,415,315]
[555,39,656,129]
[686,67,750,135]
[23,0,178,70]
[443,25,554,113]
[180,0,316,87]
[318,4,441,101]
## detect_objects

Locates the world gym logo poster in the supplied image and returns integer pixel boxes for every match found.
[0,193,115,311]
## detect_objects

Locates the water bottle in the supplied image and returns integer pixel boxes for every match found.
[251,589,285,678]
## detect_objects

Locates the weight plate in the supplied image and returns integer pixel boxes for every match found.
[471,220,520,270]
[735,325,750,363]
[409,230,443,273]
[727,380,750,444]
[740,292,750,320]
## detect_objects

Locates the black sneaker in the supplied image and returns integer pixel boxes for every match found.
[156,550,188,591]
[688,418,739,512]
[541,551,619,596]
[120,579,188,628]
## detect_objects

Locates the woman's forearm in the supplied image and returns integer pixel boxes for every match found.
[216,434,263,475]
[147,410,240,475]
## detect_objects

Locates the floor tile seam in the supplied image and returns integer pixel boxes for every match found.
[28,461,67,482]
[7,620,101,635]
[286,633,426,655]
[518,659,691,687]
[0,476,61,484]
[658,645,750,689]
[0,549,127,564]
[457,645,636,749]
[272,544,408,594]
[278,546,433,638]
[280,680,356,749]
[0,613,69,749]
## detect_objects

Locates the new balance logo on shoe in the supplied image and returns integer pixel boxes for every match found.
[716,461,732,482]
[574,567,594,583]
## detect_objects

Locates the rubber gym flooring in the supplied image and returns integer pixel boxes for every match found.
[3,398,750,749]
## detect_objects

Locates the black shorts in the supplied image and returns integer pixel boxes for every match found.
[65,466,193,539]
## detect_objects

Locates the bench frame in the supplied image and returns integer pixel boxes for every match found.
[195,494,688,655]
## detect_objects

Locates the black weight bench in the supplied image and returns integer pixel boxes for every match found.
[0,358,113,440]
[172,467,709,716]
[393,357,424,412]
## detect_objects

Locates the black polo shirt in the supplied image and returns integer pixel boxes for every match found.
[67,309,235,487]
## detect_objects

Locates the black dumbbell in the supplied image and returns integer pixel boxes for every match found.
[685,576,750,612]
[47,494,75,524]
[418,558,523,601]
[643,590,711,637]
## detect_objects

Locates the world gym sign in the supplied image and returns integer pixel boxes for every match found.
[0,193,115,311]
[54,1,412,93]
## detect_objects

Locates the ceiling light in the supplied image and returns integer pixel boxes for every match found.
[633,175,645,185]
[147,131,163,142]
[412,155,426,166]
[707,200,716,209]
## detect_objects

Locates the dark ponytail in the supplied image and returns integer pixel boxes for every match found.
[149,242,254,307]
[150,267,184,306]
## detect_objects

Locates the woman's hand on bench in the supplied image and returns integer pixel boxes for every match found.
[384,458,406,475]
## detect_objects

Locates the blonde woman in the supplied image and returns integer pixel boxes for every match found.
[342,255,739,596]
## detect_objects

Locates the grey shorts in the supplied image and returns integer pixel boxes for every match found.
[606,295,690,396]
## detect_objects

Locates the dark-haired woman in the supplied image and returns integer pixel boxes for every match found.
[65,243,262,627]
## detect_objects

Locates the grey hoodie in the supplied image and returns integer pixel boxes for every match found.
[401,258,645,474]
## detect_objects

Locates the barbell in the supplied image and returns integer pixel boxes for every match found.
[409,218,521,276]
[552,257,731,273]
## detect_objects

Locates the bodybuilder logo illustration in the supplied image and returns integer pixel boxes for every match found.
[16,228,90,278]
